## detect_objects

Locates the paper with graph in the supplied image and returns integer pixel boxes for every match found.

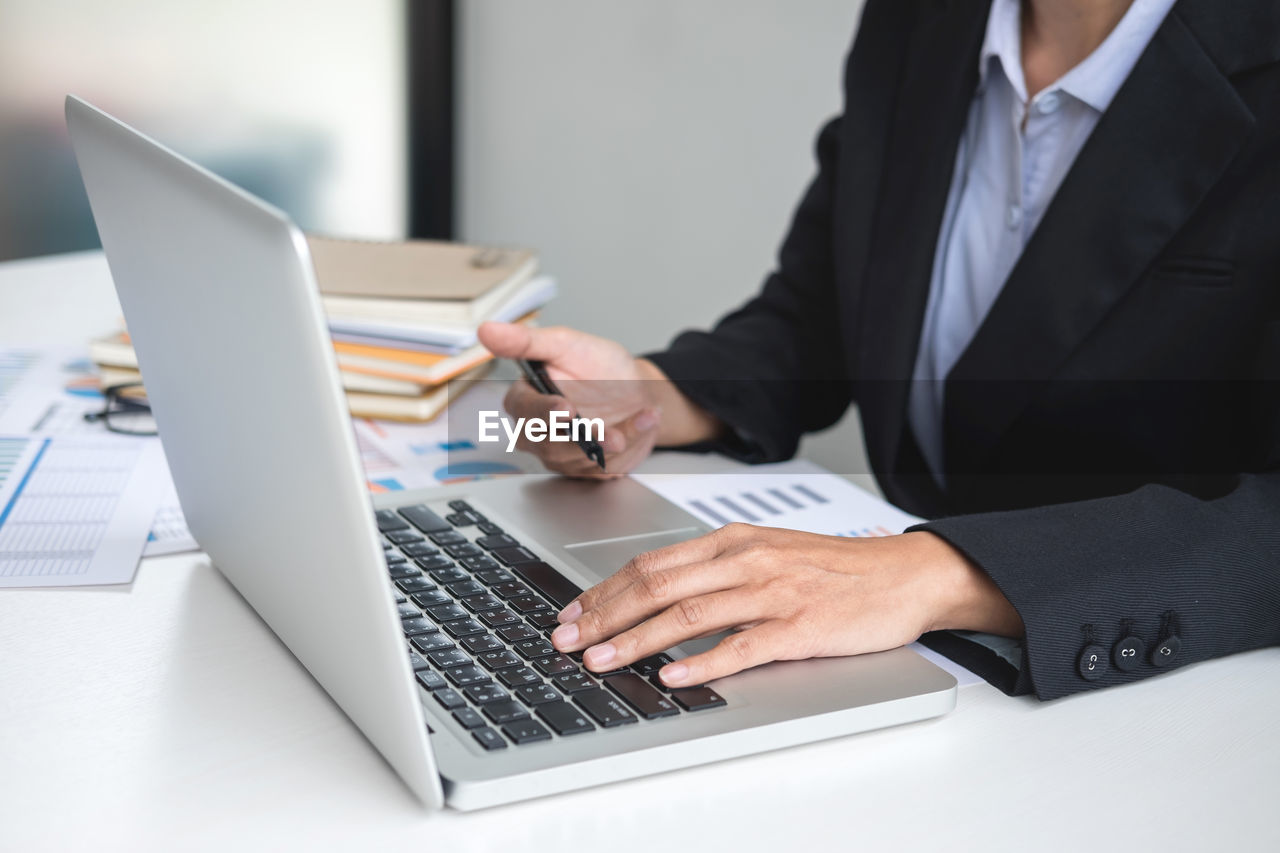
[632,458,924,538]
[0,434,166,586]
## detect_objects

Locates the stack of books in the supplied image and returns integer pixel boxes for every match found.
[90,235,556,421]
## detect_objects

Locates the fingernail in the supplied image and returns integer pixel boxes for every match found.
[558,600,582,623]
[551,622,579,648]
[584,643,616,668]
[660,662,688,685]
[633,408,660,432]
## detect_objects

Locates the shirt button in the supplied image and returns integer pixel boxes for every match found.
[1037,91,1062,114]
[1006,204,1022,230]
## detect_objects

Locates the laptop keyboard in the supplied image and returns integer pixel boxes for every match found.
[376,500,726,752]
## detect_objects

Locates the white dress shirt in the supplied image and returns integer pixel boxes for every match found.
[907,0,1178,483]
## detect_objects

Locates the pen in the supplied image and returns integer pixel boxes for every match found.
[515,359,606,471]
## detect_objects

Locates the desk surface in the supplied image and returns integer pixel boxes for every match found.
[2,252,1277,852]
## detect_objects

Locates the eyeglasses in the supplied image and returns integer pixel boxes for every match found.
[83,382,158,436]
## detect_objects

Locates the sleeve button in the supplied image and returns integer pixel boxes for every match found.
[1150,635,1181,667]
[1077,644,1109,681]
[1112,635,1146,672]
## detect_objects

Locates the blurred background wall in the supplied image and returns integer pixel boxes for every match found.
[0,0,408,260]
[458,0,864,355]
[458,1,870,476]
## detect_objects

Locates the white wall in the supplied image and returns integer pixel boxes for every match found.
[459,0,874,479]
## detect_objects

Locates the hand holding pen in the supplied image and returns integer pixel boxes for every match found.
[476,323,667,479]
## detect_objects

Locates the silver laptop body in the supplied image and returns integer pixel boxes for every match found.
[66,95,957,811]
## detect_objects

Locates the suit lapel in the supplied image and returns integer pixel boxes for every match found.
[943,11,1256,474]
[855,0,989,480]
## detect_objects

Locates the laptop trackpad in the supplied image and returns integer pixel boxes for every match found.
[562,528,704,584]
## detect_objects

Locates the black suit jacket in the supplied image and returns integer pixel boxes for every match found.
[646,0,1280,699]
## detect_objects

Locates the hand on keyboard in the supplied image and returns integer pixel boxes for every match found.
[549,524,1025,688]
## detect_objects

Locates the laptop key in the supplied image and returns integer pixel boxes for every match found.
[510,594,550,614]
[461,593,504,612]
[472,727,508,751]
[396,577,436,595]
[389,563,420,581]
[401,542,439,558]
[443,618,487,638]
[497,666,543,688]
[452,707,486,729]
[501,720,552,745]
[476,534,520,551]
[670,686,727,712]
[460,555,500,572]
[416,670,448,691]
[552,672,597,694]
[475,567,515,585]
[491,581,532,600]
[426,604,467,623]
[515,683,561,706]
[393,591,407,604]
[514,638,556,659]
[411,633,455,653]
[480,609,522,628]
[464,684,510,705]
[483,700,530,725]
[376,509,411,532]
[527,610,561,630]
[445,543,483,559]
[477,650,522,671]
[537,701,596,736]
[604,673,681,719]
[408,651,431,671]
[397,602,421,620]
[412,589,451,608]
[497,624,539,643]
[513,561,584,609]
[462,634,504,654]
[399,505,451,534]
[442,665,490,686]
[384,552,407,565]
[574,688,637,727]
[534,654,579,676]
[387,530,424,545]
[477,521,504,536]
[429,530,466,546]
[418,556,457,573]
[429,567,468,584]
[428,648,471,668]
[448,500,474,512]
[447,580,486,598]
[434,687,466,709]
[446,512,477,527]
[631,653,674,676]
[492,546,539,566]
[401,617,438,637]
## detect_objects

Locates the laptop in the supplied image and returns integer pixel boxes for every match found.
[65,95,956,811]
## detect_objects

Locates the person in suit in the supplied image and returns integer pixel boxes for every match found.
[477,0,1280,700]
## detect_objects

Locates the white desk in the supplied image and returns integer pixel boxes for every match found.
[2,252,1277,852]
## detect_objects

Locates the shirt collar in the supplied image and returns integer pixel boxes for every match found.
[977,0,1179,113]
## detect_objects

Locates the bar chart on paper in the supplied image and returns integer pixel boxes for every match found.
[633,459,923,539]
[0,435,164,586]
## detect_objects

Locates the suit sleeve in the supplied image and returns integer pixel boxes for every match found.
[643,111,852,464]
[914,333,1280,700]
